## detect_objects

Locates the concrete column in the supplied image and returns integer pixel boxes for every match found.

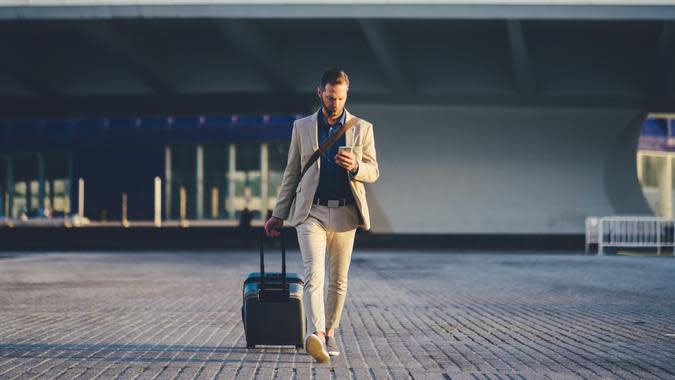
[37,153,45,212]
[227,144,236,219]
[261,143,269,219]
[196,145,204,219]
[659,155,673,218]
[164,146,172,220]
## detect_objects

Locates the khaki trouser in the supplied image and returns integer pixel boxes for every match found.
[295,202,360,336]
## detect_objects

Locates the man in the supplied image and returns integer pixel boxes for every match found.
[264,68,379,363]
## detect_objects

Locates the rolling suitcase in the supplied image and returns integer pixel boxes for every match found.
[242,231,305,349]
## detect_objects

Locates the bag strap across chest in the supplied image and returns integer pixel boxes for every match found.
[298,115,360,182]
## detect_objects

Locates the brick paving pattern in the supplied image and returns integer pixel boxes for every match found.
[0,251,674,379]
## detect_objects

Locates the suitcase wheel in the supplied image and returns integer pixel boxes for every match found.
[296,344,304,349]
[247,344,255,349]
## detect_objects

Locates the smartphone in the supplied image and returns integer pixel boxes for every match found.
[338,146,352,155]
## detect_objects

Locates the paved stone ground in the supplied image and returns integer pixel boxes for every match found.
[0,250,674,380]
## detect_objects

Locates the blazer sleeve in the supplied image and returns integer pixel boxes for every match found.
[272,121,301,220]
[350,122,379,183]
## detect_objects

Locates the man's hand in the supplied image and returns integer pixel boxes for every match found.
[264,216,284,237]
[335,150,358,172]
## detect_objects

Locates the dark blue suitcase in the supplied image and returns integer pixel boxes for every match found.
[242,231,305,348]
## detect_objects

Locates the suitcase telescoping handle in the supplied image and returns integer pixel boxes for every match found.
[259,229,287,292]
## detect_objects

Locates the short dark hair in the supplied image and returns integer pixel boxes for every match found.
[320,68,349,89]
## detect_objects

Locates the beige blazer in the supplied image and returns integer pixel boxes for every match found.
[272,108,380,231]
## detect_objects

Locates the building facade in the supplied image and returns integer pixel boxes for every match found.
[0,115,295,222]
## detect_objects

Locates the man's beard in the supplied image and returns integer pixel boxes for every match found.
[323,104,342,118]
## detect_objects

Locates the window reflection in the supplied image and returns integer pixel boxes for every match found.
[1,152,71,219]
[165,142,289,222]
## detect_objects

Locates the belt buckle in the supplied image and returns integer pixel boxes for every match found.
[327,200,340,208]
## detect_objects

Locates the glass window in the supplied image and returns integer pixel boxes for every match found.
[12,155,36,218]
[203,144,228,219]
[268,143,290,212]
[641,155,662,187]
[269,143,290,172]
[13,181,27,219]
[43,152,70,217]
[170,144,196,220]
[51,179,69,215]
[236,143,261,172]
[232,144,261,220]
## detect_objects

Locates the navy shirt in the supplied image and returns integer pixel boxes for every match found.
[314,109,355,202]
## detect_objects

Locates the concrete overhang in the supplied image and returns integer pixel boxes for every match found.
[1,1,675,21]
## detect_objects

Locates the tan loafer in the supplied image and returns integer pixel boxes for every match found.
[305,334,330,363]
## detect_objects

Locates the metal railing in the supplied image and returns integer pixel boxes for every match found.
[585,216,599,254]
[591,216,675,256]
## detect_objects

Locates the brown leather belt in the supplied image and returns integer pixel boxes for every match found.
[313,197,354,207]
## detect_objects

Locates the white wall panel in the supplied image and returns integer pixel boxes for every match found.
[349,103,650,234]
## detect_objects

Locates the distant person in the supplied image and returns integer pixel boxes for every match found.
[238,207,253,229]
[264,68,380,362]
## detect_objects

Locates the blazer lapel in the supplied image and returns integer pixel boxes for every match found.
[310,108,320,151]
[344,108,355,147]
[310,108,320,170]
